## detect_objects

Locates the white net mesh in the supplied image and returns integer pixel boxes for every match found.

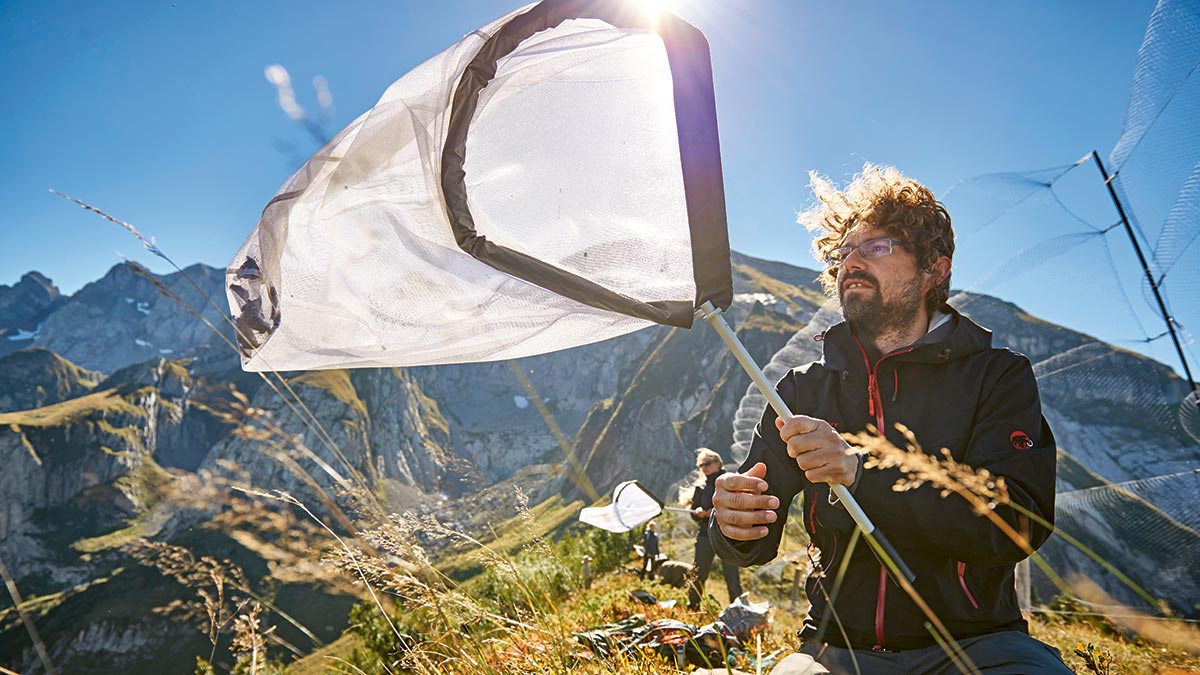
[579,480,664,533]
[1106,0,1200,386]
[468,20,691,306]
[228,9,700,371]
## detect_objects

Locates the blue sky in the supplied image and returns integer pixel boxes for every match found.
[5,0,1189,372]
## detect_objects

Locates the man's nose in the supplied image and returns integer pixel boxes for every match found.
[841,247,868,270]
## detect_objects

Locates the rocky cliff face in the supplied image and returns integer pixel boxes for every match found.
[410,331,656,484]
[567,302,808,503]
[0,357,231,582]
[11,610,189,675]
[201,366,461,501]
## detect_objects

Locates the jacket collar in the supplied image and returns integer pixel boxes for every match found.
[820,305,993,371]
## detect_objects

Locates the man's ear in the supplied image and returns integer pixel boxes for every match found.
[932,256,951,284]
[926,256,951,289]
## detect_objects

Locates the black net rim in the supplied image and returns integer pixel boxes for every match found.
[439,0,733,329]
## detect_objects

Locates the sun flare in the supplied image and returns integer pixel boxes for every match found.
[636,0,681,23]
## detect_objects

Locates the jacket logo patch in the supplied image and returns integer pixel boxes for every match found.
[1010,430,1034,450]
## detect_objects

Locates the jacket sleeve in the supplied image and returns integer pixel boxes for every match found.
[689,485,704,522]
[852,354,1056,566]
[710,371,807,567]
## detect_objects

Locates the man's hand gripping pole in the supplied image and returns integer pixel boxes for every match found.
[696,301,916,584]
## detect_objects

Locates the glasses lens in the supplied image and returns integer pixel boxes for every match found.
[862,239,893,258]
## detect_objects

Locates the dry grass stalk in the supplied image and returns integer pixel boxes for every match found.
[232,602,275,672]
[845,423,1073,593]
[125,540,251,663]
[846,424,1016,536]
[843,424,1194,659]
[0,555,58,675]
[1071,577,1200,655]
[236,487,410,650]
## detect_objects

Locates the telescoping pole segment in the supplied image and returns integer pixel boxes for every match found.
[696,301,916,584]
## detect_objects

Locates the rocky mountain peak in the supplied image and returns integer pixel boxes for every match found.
[16,271,58,293]
[0,271,65,339]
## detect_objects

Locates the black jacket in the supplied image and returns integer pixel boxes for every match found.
[690,469,725,539]
[642,529,660,559]
[711,307,1056,651]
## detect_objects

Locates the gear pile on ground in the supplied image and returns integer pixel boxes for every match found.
[572,595,773,670]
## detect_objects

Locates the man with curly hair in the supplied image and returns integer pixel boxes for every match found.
[708,164,1070,674]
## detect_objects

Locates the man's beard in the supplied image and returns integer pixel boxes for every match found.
[840,273,924,339]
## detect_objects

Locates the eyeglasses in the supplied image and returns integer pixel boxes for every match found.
[699,459,720,468]
[825,237,908,265]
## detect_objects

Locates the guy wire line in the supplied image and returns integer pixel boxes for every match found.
[945,155,1183,353]
[1048,177,1110,234]
[1098,235,1156,341]
[939,161,1081,236]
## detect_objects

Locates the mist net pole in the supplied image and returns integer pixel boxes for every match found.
[695,301,917,584]
[1090,150,1198,394]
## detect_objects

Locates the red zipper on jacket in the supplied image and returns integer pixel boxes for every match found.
[873,565,888,650]
[957,561,980,609]
[850,334,913,433]
[850,334,914,650]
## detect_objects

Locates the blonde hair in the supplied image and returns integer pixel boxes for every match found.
[693,448,724,488]
[695,447,722,468]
